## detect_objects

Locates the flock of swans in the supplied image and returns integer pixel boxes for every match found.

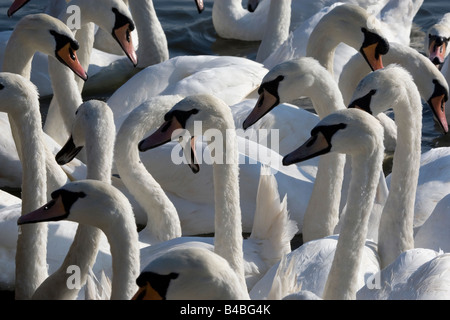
[0,0,449,301]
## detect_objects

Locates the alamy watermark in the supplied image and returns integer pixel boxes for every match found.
[65,5,81,31]
[166,121,282,174]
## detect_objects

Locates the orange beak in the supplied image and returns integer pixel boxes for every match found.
[56,43,88,81]
[428,38,447,68]
[17,196,67,225]
[113,23,138,67]
[362,43,384,71]
[132,282,163,300]
[428,94,449,134]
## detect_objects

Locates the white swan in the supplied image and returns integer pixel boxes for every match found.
[27,100,115,300]
[18,180,140,300]
[348,65,423,268]
[42,0,137,147]
[425,12,450,69]
[135,94,297,294]
[263,1,422,82]
[242,57,348,243]
[0,73,49,299]
[339,41,449,134]
[251,108,385,300]
[0,13,89,189]
[211,0,389,41]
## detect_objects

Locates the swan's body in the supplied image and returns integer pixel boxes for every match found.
[18,180,140,300]
[415,192,450,253]
[134,95,297,297]
[349,65,423,268]
[251,108,385,300]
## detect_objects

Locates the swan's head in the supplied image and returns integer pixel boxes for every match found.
[132,247,245,300]
[283,109,384,166]
[243,57,328,130]
[309,4,389,71]
[12,13,88,81]
[56,100,115,165]
[0,72,39,114]
[17,180,133,230]
[348,65,442,129]
[70,0,137,66]
[425,20,450,69]
[138,94,233,173]
[194,0,205,13]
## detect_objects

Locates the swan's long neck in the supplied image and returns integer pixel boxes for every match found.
[323,148,383,300]
[44,15,94,147]
[377,85,422,268]
[32,109,114,300]
[212,0,268,41]
[128,0,168,67]
[102,203,140,300]
[302,70,347,242]
[12,95,48,300]
[115,103,182,243]
[211,126,246,290]
[256,0,291,63]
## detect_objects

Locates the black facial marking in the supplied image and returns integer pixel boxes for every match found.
[348,89,377,114]
[258,75,284,99]
[430,79,449,103]
[360,28,389,59]
[164,109,199,128]
[50,189,86,220]
[311,123,347,146]
[0,83,4,90]
[50,30,79,52]
[112,7,135,32]
[135,272,179,300]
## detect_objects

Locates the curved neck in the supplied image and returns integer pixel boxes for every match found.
[302,69,346,242]
[377,87,422,268]
[212,0,268,41]
[323,149,383,299]
[115,103,182,243]
[210,128,246,290]
[2,29,35,78]
[12,97,48,299]
[256,0,291,63]
[102,206,140,300]
[128,0,168,66]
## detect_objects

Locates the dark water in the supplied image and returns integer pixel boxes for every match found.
[0,0,449,152]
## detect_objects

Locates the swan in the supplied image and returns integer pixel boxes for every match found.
[17,180,140,300]
[26,100,116,300]
[242,57,348,243]
[262,0,423,83]
[211,0,389,41]
[339,41,449,134]
[424,12,450,70]
[251,108,385,300]
[0,13,89,190]
[348,65,423,268]
[0,73,48,299]
[135,94,297,294]
[43,0,138,147]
